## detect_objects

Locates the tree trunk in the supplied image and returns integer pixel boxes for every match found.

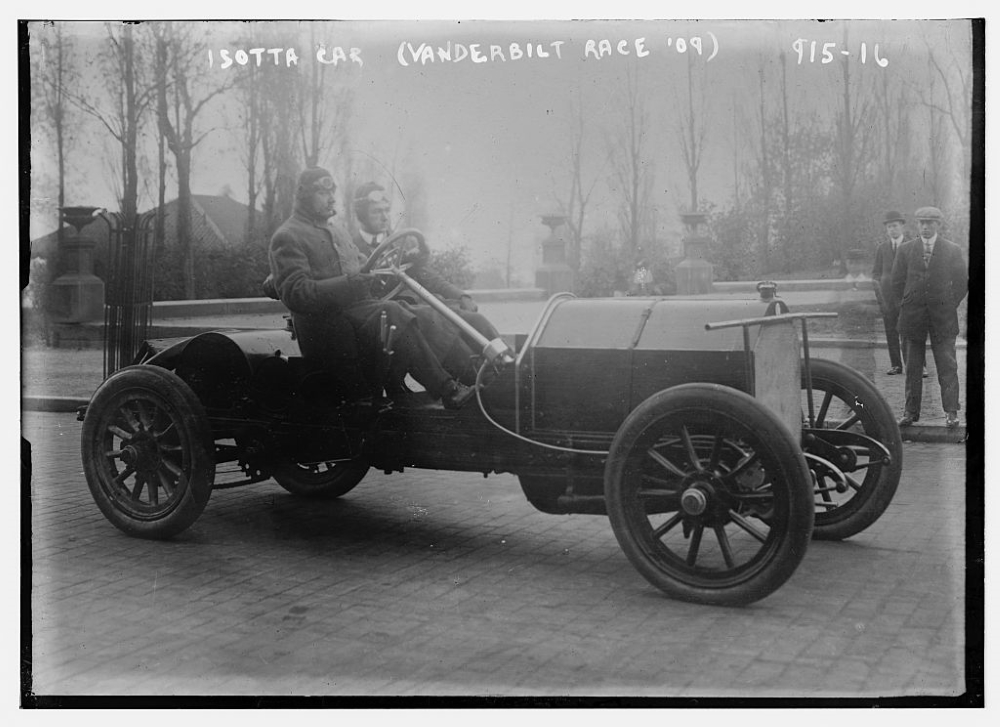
[175,150,195,299]
[757,63,771,275]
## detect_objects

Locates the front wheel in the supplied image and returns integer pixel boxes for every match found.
[604,384,814,607]
[81,365,215,539]
[801,358,903,540]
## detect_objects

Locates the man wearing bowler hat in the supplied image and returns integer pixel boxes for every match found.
[891,206,968,428]
[871,211,908,374]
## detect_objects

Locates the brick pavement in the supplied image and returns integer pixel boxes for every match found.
[24,411,972,699]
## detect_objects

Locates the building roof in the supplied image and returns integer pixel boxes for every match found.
[29,195,258,259]
[188,194,255,247]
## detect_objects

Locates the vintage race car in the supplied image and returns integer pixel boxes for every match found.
[79,230,902,606]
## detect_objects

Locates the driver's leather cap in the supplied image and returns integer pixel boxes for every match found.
[298,166,335,191]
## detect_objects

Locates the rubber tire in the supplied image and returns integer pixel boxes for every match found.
[605,384,814,607]
[272,459,369,499]
[81,365,214,539]
[803,358,903,541]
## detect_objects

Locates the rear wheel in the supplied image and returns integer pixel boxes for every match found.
[272,459,369,498]
[801,358,903,540]
[81,365,214,539]
[604,384,813,607]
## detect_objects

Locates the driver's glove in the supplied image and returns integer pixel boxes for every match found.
[347,272,378,299]
[458,295,478,313]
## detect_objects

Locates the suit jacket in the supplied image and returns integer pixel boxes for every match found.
[890,235,968,340]
[871,237,904,312]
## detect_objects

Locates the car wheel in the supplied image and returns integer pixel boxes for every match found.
[604,383,814,607]
[81,365,214,539]
[271,458,369,498]
[801,358,903,540]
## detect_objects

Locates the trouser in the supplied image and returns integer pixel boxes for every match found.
[902,333,961,418]
[880,305,903,369]
[398,301,502,386]
[344,300,454,398]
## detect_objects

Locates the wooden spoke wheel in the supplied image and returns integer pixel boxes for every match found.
[81,366,214,539]
[605,384,814,606]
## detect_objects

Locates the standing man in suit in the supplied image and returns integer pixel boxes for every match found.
[891,206,968,428]
[871,211,907,375]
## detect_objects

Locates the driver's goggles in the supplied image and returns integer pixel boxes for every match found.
[312,177,337,192]
[361,190,389,205]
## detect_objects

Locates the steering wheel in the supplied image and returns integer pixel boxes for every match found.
[360,228,429,301]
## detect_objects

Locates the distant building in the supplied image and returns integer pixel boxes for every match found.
[29,194,259,274]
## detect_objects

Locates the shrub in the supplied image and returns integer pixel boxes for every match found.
[428,244,475,290]
[151,240,272,300]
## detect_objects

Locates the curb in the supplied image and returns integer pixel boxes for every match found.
[898,424,967,444]
[23,396,90,414]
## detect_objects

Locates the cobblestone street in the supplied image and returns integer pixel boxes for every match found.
[24,410,973,700]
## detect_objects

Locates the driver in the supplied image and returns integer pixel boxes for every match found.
[269,166,475,409]
[351,182,501,385]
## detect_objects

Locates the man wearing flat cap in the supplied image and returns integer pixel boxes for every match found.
[268,166,475,409]
[891,206,968,428]
[351,181,501,386]
[871,211,908,375]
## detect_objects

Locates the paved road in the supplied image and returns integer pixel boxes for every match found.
[24,411,973,699]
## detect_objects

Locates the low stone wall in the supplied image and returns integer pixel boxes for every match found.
[150,288,547,319]
[712,279,877,293]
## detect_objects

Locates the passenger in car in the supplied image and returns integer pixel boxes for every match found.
[351,180,501,386]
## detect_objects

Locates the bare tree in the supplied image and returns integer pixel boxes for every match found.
[30,22,79,237]
[677,51,709,212]
[874,68,908,190]
[153,21,233,298]
[258,59,300,232]
[229,27,267,239]
[72,22,156,229]
[297,26,355,171]
[924,55,950,207]
[729,95,741,207]
[923,44,973,202]
[831,25,876,270]
[555,87,609,273]
[777,50,794,267]
[746,56,774,274]
[607,61,653,253]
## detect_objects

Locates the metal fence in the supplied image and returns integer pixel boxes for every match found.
[101,210,157,378]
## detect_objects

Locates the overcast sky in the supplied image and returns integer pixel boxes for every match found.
[28,17,973,282]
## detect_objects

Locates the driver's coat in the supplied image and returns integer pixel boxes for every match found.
[268,208,459,379]
[269,209,372,316]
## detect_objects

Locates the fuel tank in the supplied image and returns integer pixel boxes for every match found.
[164,330,302,410]
[524,295,799,434]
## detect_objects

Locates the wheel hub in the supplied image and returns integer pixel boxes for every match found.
[679,475,737,526]
[120,436,161,473]
[680,486,709,515]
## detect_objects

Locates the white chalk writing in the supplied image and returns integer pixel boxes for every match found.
[397,41,565,66]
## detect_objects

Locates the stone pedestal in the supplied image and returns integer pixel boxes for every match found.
[675,213,714,295]
[534,213,575,295]
[50,207,105,323]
